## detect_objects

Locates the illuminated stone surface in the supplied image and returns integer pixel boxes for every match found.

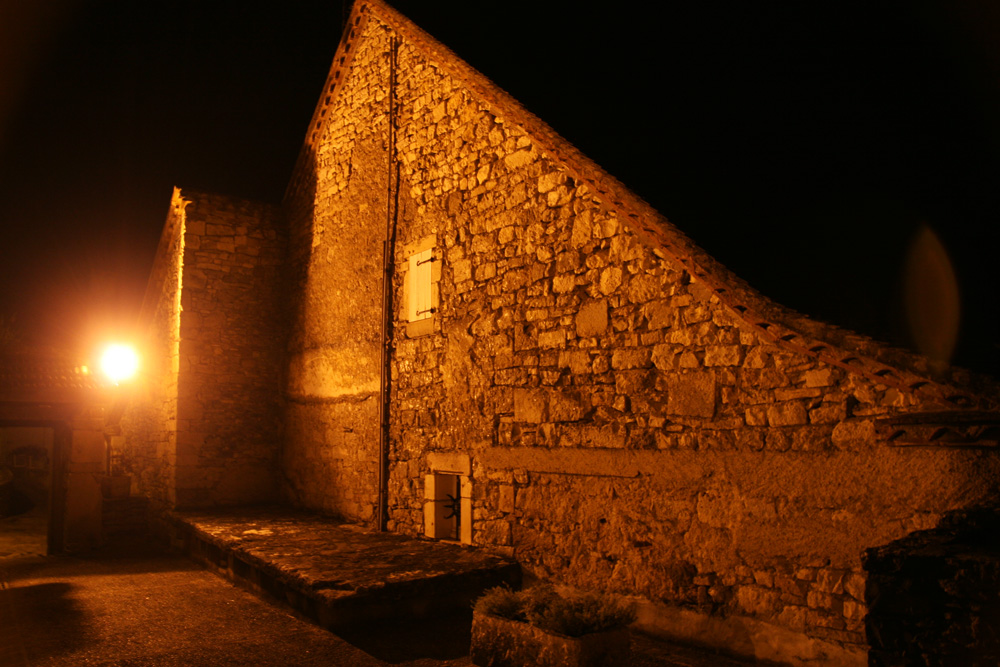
[117,2,1000,664]
[122,189,285,511]
[168,507,520,628]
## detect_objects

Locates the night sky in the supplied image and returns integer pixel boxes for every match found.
[1,1,998,376]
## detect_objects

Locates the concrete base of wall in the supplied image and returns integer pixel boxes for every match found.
[633,600,866,667]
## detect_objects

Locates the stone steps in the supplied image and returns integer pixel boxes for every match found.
[165,506,521,630]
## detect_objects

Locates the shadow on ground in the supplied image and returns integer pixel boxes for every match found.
[0,580,91,665]
[335,609,473,663]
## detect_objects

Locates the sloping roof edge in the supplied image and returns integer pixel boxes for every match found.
[284,0,997,411]
[136,186,187,337]
[137,187,280,337]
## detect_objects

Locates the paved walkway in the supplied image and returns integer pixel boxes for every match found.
[1,505,758,665]
[0,545,467,666]
[0,544,757,666]
[0,504,48,559]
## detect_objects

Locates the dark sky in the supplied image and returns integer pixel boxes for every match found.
[1,1,998,376]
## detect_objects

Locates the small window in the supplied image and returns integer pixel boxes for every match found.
[407,249,434,322]
[401,234,439,337]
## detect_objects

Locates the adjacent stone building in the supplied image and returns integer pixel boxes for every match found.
[0,354,110,553]
[121,1,1000,664]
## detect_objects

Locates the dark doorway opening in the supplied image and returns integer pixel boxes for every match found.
[426,473,461,541]
[0,421,68,556]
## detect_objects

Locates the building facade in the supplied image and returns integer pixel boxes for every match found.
[121,2,1000,664]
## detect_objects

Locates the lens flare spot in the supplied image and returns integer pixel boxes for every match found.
[101,344,139,384]
[904,225,960,365]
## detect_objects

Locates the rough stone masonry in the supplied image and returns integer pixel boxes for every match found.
[122,2,1000,665]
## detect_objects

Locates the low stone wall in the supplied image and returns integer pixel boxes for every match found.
[864,505,1000,666]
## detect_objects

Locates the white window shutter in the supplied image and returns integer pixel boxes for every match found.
[408,249,433,321]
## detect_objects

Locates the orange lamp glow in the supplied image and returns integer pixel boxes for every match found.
[100,344,139,384]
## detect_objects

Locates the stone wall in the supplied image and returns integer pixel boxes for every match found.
[121,190,185,510]
[173,191,285,507]
[284,7,1000,664]
[102,496,149,538]
[123,188,285,510]
[62,406,107,552]
[281,22,392,521]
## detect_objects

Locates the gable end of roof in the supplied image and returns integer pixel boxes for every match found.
[284,0,998,411]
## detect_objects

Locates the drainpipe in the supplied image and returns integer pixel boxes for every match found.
[377,35,399,532]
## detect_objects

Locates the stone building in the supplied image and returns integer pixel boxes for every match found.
[121,1,1000,664]
[0,354,110,553]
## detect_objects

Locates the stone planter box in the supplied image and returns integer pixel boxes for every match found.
[470,611,630,667]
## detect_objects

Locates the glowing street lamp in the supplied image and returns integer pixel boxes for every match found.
[100,343,139,384]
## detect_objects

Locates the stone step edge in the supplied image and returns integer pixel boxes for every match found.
[166,514,521,630]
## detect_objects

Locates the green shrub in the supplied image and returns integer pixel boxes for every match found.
[474,585,523,620]
[473,585,636,637]
[519,584,560,624]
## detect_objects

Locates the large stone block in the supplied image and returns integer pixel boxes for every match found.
[538,329,566,349]
[598,267,622,295]
[611,348,651,369]
[570,210,593,247]
[576,299,608,337]
[578,423,626,448]
[512,389,587,424]
[477,519,512,547]
[663,373,716,418]
[559,349,592,375]
[644,299,674,330]
[514,388,547,423]
[704,345,742,367]
[805,367,835,387]
[767,402,808,426]
[627,274,660,304]
[548,391,588,423]
[830,419,876,448]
